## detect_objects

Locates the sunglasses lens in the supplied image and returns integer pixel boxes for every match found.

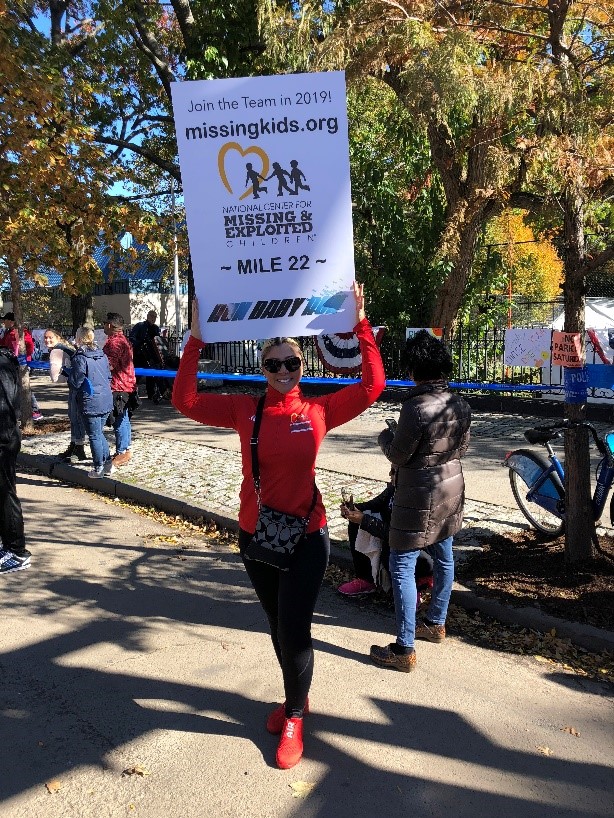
[263,356,302,373]
[263,359,282,373]
[285,356,302,372]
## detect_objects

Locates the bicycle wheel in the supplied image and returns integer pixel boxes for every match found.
[507,449,565,539]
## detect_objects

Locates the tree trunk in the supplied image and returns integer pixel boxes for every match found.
[424,116,501,334]
[562,186,594,564]
[71,293,94,333]
[430,210,483,333]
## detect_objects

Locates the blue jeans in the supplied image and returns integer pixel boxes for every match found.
[389,536,455,649]
[83,414,110,469]
[68,387,86,444]
[113,406,131,454]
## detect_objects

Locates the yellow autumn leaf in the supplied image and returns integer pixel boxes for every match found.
[537,746,553,756]
[289,781,315,798]
[122,765,151,777]
[45,779,62,793]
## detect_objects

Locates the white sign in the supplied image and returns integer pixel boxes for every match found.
[504,328,552,367]
[171,72,356,342]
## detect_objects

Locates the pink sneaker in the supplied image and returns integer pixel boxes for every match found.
[337,578,376,596]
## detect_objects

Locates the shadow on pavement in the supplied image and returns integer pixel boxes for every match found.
[2,528,611,817]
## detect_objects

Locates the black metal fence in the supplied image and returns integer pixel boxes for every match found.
[182,329,540,385]
[161,298,559,386]
[160,297,613,403]
[48,296,612,401]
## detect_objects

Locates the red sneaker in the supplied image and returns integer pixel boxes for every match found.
[266,697,309,734]
[276,717,303,769]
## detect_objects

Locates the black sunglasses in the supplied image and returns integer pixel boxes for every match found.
[263,356,302,373]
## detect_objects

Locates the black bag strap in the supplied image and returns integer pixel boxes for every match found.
[250,395,266,491]
[250,395,317,520]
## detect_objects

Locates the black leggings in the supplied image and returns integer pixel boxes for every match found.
[0,437,25,555]
[239,526,330,717]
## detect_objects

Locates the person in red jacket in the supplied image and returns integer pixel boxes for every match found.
[172,282,385,770]
[0,312,19,356]
[103,313,136,466]
[0,314,43,420]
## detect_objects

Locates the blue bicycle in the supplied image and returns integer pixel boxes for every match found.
[504,421,614,539]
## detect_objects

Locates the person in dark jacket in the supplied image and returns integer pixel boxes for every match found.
[0,348,31,573]
[337,468,434,598]
[370,330,471,672]
[67,327,114,479]
[129,310,166,403]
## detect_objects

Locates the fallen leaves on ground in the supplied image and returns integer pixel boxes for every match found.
[122,765,151,777]
[22,418,71,436]
[561,726,580,737]
[457,531,614,631]
[78,488,614,685]
[98,495,231,545]
[289,781,315,798]
[45,779,62,793]
[143,533,183,544]
[324,564,614,684]
[537,746,553,756]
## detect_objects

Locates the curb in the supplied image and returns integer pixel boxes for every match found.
[18,452,614,656]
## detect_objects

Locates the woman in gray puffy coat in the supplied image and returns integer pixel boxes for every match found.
[370,330,471,672]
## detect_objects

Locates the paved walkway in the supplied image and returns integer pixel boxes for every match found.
[5,472,613,818]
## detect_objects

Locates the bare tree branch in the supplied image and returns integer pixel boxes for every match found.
[96,135,180,180]
[128,0,176,100]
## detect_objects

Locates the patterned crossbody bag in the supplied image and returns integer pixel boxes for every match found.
[244,396,317,571]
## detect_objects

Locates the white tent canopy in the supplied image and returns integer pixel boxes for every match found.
[551,297,614,329]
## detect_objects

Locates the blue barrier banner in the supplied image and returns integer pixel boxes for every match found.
[585,364,614,390]
[28,360,565,391]
[564,366,589,404]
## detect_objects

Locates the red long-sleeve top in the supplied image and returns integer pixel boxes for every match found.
[0,327,19,356]
[103,332,136,393]
[172,319,386,534]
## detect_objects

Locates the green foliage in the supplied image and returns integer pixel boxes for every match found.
[348,79,446,332]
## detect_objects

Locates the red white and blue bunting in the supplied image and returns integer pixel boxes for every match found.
[315,327,386,374]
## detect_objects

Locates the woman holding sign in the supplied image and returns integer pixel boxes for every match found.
[173,282,385,769]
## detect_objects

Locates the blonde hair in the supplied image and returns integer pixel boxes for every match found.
[261,336,302,361]
[75,326,96,348]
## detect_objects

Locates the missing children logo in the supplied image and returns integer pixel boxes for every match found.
[215,142,316,247]
[217,142,312,202]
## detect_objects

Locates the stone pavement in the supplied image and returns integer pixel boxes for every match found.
[18,380,614,653]
[21,383,614,549]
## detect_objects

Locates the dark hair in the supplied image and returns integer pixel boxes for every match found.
[106,312,125,327]
[403,330,453,381]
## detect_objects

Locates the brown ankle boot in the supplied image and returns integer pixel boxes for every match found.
[369,644,416,672]
[415,621,446,643]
